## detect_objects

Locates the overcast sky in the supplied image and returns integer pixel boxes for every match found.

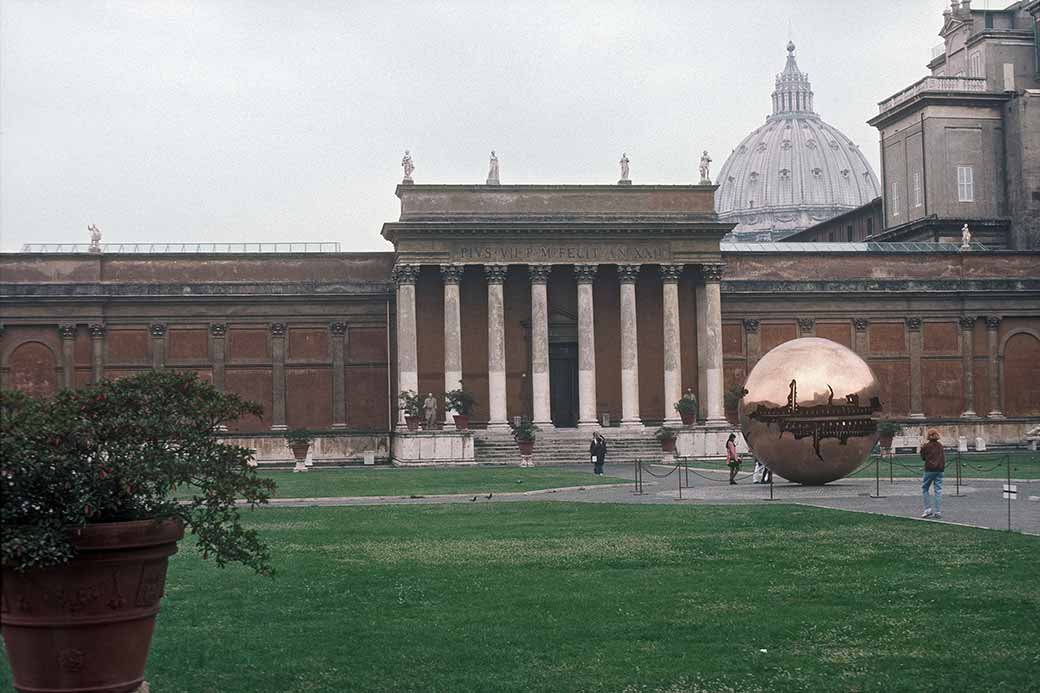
[1,1,951,253]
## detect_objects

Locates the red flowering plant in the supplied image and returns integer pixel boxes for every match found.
[1,370,275,574]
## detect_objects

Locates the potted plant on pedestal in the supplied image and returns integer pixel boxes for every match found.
[673,394,698,426]
[655,426,677,453]
[1,371,274,693]
[285,429,314,472]
[444,389,477,431]
[877,420,904,454]
[510,420,540,457]
[399,390,422,431]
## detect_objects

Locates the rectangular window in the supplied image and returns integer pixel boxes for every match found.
[891,181,900,217]
[957,166,974,202]
[866,218,874,237]
[846,225,854,242]
[969,51,983,78]
[984,12,993,29]
[913,172,923,208]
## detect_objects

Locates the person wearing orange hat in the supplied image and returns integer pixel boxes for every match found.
[920,429,946,519]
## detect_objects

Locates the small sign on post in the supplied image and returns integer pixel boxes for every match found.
[1002,484,1018,500]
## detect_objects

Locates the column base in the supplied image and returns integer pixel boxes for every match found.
[987,411,1005,419]
[960,410,980,419]
[662,416,682,427]
[909,413,926,419]
[486,421,511,432]
[533,421,555,431]
[620,419,644,430]
[577,420,601,429]
[704,418,731,427]
[331,423,347,430]
[270,424,287,432]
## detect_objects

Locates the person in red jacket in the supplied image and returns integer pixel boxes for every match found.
[920,429,946,519]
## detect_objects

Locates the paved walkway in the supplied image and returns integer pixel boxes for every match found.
[261,463,1040,536]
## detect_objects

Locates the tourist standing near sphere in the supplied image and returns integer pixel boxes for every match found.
[920,429,946,519]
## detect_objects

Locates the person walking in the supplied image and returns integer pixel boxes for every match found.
[725,433,741,485]
[920,428,946,519]
[589,433,607,476]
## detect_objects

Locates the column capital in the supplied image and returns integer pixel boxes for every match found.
[270,322,287,336]
[149,322,167,338]
[742,318,759,334]
[528,264,551,283]
[985,316,1001,330]
[617,264,640,283]
[209,322,227,337]
[853,318,869,332]
[440,264,464,284]
[392,263,420,285]
[905,317,922,331]
[574,264,598,284]
[658,264,683,282]
[700,263,724,282]
[484,264,508,284]
[89,323,106,338]
[329,321,347,335]
[959,316,976,330]
[59,324,77,339]
[797,317,815,334]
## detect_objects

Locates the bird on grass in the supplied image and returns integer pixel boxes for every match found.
[470,496,478,502]
[486,493,493,500]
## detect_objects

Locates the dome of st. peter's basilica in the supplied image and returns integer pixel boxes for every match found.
[715,42,880,240]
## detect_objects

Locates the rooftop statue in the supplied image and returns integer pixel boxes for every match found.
[487,150,500,185]
[401,150,414,183]
[88,224,101,253]
[619,153,630,183]
[961,224,972,250]
[699,150,712,184]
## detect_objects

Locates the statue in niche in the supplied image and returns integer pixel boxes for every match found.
[619,153,630,182]
[699,150,712,184]
[423,392,438,429]
[487,150,500,185]
[401,150,414,182]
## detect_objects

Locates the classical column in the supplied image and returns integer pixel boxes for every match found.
[529,264,553,429]
[702,263,727,424]
[907,317,924,418]
[695,283,708,420]
[59,324,76,388]
[485,264,510,431]
[394,264,419,428]
[575,264,599,428]
[330,321,347,428]
[853,318,869,355]
[985,316,1004,418]
[270,322,287,431]
[959,316,978,418]
[616,264,642,428]
[89,324,105,383]
[210,323,227,392]
[797,318,815,338]
[441,264,464,426]
[150,323,166,370]
[661,264,684,426]
[744,319,761,375]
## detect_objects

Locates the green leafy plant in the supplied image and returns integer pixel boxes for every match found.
[877,421,905,437]
[724,384,747,411]
[654,426,677,443]
[0,371,275,574]
[445,389,477,417]
[510,420,540,443]
[673,396,698,416]
[398,390,422,417]
[285,428,314,446]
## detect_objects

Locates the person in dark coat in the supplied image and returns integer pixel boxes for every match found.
[589,433,607,475]
[920,428,946,519]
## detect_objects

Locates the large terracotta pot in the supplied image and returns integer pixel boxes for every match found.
[660,438,676,453]
[517,440,535,456]
[453,414,469,431]
[679,411,696,426]
[879,434,894,451]
[1,518,184,693]
[405,415,421,431]
[289,441,310,460]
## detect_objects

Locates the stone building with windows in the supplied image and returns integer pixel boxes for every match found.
[867,0,1040,249]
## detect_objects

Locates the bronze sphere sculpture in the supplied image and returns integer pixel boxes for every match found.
[738,337,881,485]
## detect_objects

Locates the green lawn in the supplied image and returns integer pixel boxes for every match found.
[176,466,625,500]
[5,503,1035,692]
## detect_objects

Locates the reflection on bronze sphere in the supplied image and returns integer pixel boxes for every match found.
[738,337,881,485]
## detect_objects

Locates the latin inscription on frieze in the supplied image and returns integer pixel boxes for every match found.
[450,241,671,264]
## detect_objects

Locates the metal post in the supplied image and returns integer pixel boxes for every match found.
[954,450,962,497]
[889,457,893,484]
[677,462,682,500]
[1007,454,1012,532]
[872,455,884,498]
[634,460,639,495]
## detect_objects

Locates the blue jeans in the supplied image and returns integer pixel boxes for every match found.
[922,471,944,513]
[593,462,604,475]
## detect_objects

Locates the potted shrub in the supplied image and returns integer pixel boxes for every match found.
[399,390,422,431]
[285,428,314,472]
[673,394,698,426]
[877,420,904,452]
[655,426,677,453]
[1,371,274,693]
[445,389,477,430]
[510,420,540,457]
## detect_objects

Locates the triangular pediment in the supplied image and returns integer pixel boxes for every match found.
[939,16,964,38]
[548,308,577,326]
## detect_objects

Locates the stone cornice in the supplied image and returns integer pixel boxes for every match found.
[720,278,1040,294]
[868,91,1010,129]
[381,221,733,244]
[0,282,393,300]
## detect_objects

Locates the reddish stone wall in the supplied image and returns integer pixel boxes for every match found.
[1004,332,1040,415]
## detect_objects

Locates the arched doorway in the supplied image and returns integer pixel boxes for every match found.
[1003,332,1040,416]
[8,342,59,398]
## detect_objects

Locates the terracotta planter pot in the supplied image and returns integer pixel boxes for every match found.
[289,441,310,460]
[405,415,421,431]
[660,438,676,453]
[453,414,469,430]
[517,440,535,456]
[879,435,894,450]
[678,411,696,426]
[2,518,184,693]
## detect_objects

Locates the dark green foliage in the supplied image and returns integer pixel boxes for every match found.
[398,390,422,417]
[673,396,698,415]
[444,389,477,417]
[654,426,677,443]
[284,429,314,445]
[509,420,539,442]
[877,420,905,437]
[0,371,274,574]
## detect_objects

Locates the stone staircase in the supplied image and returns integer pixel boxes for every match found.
[473,428,666,466]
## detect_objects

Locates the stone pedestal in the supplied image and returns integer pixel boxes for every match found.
[675,425,748,458]
[957,436,968,452]
[974,437,986,452]
[392,431,476,466]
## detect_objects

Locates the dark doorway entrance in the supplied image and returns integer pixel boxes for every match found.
[549,342,579,427]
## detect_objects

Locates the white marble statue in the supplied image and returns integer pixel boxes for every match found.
[619,153,630,181]
[88,224,101,253]
[961,223,972,249]
[487,150,500,185]
[699,150,712,184]
[423,392,438,429]
[401,150,414,182]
